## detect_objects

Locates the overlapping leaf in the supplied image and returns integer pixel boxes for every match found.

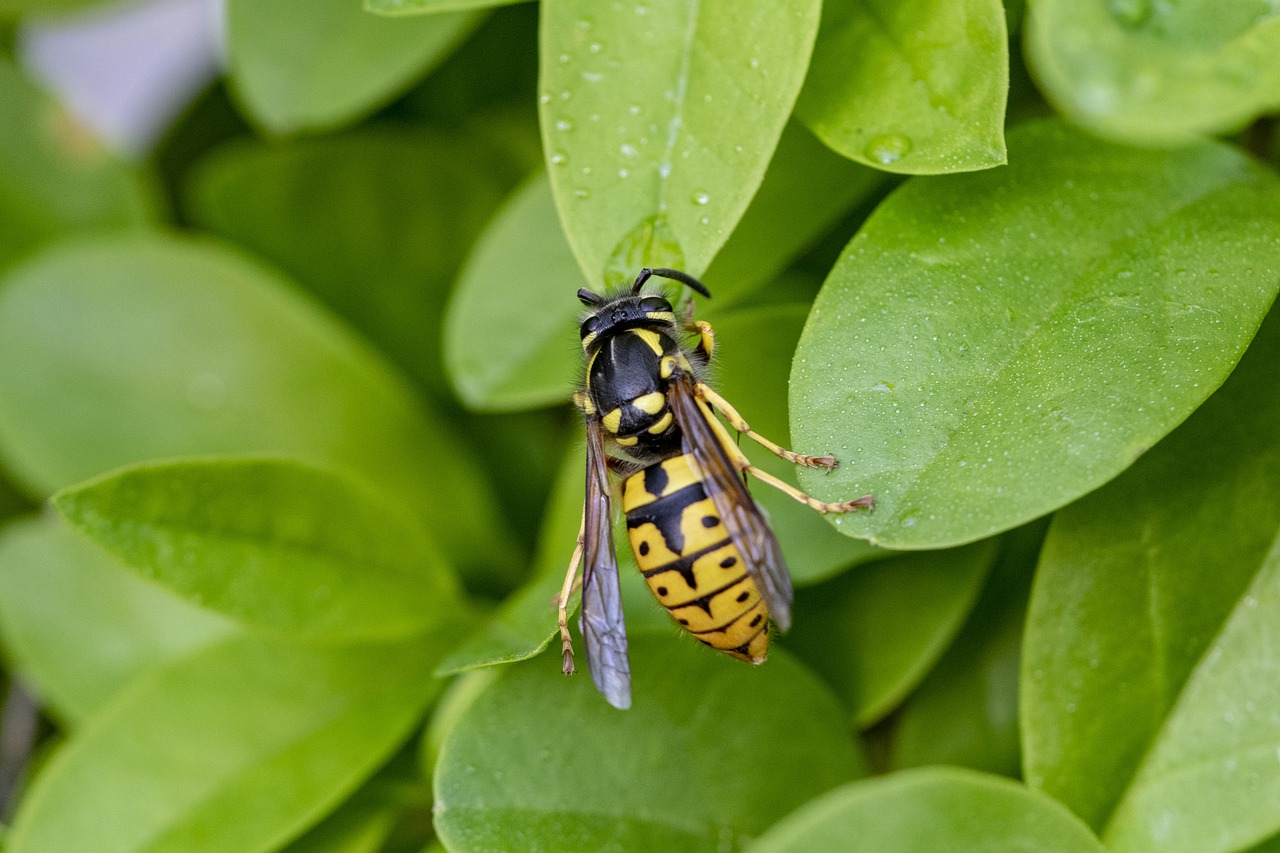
[792,119,1280,548]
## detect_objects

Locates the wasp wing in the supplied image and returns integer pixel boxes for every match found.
[580,418,631,709]
[668,373,794,631]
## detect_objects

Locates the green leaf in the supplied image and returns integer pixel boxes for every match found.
[186,130,510,399]
[750,767,1105,853]
[0,57,157,273]
[1022,305,1280,848]
[7,633,449,853]
[539,0,821,286]
[53,458,460,642]
[796,0,1008,174]
[785,539,996,726]
[710,304,887,584]
[0,233,514,585]
[446,121,887,411]
[366,0,529,14]
[890,520,1046,776]
[1025,0,1280,144]
[278,796,396,853]
[436,444,582,674]
[435,633,863,852]
[792,119,1280,549]
[0,0,105,14]
[225,0,483,135]
[0,517,236,724]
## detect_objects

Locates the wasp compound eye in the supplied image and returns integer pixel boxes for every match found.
[638,296,673,314]
[580,315,602,339]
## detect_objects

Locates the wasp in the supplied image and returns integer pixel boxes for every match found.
[559,267,874,709]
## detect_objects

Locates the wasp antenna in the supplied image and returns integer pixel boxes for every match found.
[630,268,654,294]
[649,267,712,299]
[578,288,604,306]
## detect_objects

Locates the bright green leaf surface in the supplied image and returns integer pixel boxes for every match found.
[1104,533,1280,853]
[54,458,459,642]
[0,233,514,583]
[0,0,105,14]
[446,122,886,411]
[539,0,821,286]
[712,304,886,584]
[0,517,235,724]
[225,0,483,135]
[751,767,1105,853]
[186,131,510,398]
[0,58,157,272]
[1023,305,1280,842]
[890,521,1045,775]
[435,633,863,852]
[366,0,529,14]
[796,0,1008,174]
[785,539,996,726]
[792,119,1280,548]
[8,632,449,853]
[1026,0,1280,143]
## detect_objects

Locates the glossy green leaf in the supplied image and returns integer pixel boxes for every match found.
[225,0,483,135]
[7,633,448,853]
[0,233,514,583]
[0,57,157,272]
[751,767,1105,853]
[1022,305,1280,844]
[1026,0,1280,144]
[539,0,821,286]
[366,0,528,14]
[796,0,1008,174]
[186,131,510,398]
[711,304,887,584]
[890,521,1045,776]
[446,122,887,411]
[792,119,1280,549]
[785,540,996,726]
[53,458,459,642]
[435,633,863,852]
[0,517,235,724]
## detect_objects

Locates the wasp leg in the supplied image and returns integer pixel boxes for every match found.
[558,513,586,676]
[691,320,716,362]
[745,465,875,513]
[695,382,838,471]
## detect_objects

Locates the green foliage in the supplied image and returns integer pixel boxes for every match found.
[0,2,1277,851]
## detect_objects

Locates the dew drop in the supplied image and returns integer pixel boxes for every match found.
[619,167,629,178]
[574,188,591,199]
[549,151,568,166]
[589,41,603,53]
[558,53,571,64]
[555,118,574,132]
[691,190,710,205]
[620,143,638,157]
[538,93,551,104]
[865,134,912,165]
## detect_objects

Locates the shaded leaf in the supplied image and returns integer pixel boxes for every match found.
[792,119,1280,548]
[796,0,1008,174]
[785,540,996,727]
[435,633,863,852]
[751,767,1105,853]
[0,57,157,273]
[54,458,460,642]
[0,517,235,724]
[225,0,483,135]
[539,0,821,285]
[366,0,529,14]
[186,130,511,398]
[8,631,451,853]
[1026,0,1280,143]
[1022,304,1280,848]
[0,233,515,584]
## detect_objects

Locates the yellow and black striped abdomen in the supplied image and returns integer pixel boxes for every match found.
[622,454,770,663]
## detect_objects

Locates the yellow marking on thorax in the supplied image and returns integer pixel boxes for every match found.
[646,311,676,323]
[616,435,638,447]
[621,455,702,511]
[648,412,673,434]
[580,332,598,350]
[601,408,623,433]
[632,392,665,415]
[659,356,678,379]
[629,328,665,356]
[573,391,595,415]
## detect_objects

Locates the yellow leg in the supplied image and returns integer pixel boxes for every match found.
[746,466,875,514]
[693,320,716,361]
[558,514,585,675]
[695,382,838,471]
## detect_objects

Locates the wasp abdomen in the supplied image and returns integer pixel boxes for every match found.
[622,454,770,663]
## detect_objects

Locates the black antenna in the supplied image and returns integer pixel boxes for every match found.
[578,288,604,306]
[630,267,712,299]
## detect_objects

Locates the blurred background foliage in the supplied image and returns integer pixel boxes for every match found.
[0,0,1278,851]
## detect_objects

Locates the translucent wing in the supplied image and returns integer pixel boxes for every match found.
[580,418,631,709]
[668,373,794,631]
